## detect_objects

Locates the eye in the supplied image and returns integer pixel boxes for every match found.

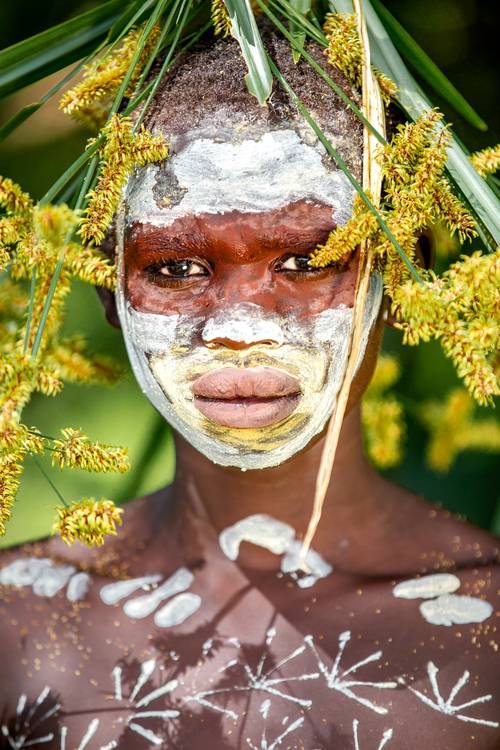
[145,257,211,285]
[156,259,208,278]
[275,254,320,273]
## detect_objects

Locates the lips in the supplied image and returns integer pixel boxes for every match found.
[190,366,301,428]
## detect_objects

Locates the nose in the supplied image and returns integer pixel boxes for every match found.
[201,303,284,350]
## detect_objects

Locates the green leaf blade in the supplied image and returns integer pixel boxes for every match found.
[370,0,487,131]
[224,0,273,104]
[0,0,124,100]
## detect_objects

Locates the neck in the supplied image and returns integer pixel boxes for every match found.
[171,406,392,567]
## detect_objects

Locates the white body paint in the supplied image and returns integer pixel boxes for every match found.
[126,129,354,228]
[0,557,90,602]
[219,514,332,588]
[202,304,285,347]
[99,574,162,605]
[111,659,180,745]
[153,592,202,628]
[123,568,193,619]
[305,630,397,715]
[352,719,393,750]
[219,514,295,560]
[392,574,460,599]
[0,557,52,586]
[66,572,91,602]
[393,573,493,627]
[118,125,383,470]
[419,594,493,627]
[280,540,332,588]
[404,661,499,727]
[32,564,76,598]
[100,568,201,629]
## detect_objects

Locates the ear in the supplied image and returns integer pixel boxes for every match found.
[95,286,121,329]
[95,220,121,328]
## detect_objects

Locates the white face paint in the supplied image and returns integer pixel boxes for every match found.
[125,128,355,227]
[118,126,383,469]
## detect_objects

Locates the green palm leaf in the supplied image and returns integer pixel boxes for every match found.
[290,0,311,63]
[223,0,273,104]
[0,0,124,100]
[370,0,487,131]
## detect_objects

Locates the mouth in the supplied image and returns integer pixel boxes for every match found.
[190,366,302,428]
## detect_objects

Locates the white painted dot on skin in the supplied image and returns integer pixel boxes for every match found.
[419,594,493,627]
[219,514,296,561]
[99,574,163,606]
[66,572,92,602]
[392,573,460,600]
[280,540,332,588]
[0,557,52,587]
[32,564,76,598]
[153,592,202,628]
[123,568,193,620]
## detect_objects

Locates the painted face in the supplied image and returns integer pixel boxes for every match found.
[116,126,382,469]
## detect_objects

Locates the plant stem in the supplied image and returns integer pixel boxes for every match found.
[32,456,68,507]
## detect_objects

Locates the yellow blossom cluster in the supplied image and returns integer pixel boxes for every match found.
[420,388,500,471]
[80,114,169,246]
[323,13,397,104]
[59,25,160,129]
[0,105,168,543]
[361,354,405,468]
[53,497,123,546]
[312,110,476,294]
[310,110,494,404]
[51,428,129,473]
[211,0,232,37]
[0,180,129,541]
[392,250,499,405]
[470,144,500,178]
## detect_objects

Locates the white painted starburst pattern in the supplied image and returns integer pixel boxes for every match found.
[305,630,397,715]
[110,658,180,745]
[184,628,319,720]
[404,661,499,728]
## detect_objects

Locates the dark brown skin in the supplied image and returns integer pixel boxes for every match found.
[0,201,499,750]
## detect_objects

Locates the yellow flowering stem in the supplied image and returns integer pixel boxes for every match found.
[470,144,500,178]
[268,59,423,283]
[53,497,123,547]
[51,427,130,474]
[0,454,24,536]
[211,0,232,37]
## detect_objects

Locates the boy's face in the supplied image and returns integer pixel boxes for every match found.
[116,126,382,469]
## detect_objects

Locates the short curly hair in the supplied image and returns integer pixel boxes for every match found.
[142,24,364,179]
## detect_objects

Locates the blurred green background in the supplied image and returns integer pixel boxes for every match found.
[0,0,498,548]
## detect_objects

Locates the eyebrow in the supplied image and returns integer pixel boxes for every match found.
[125,219,335,258]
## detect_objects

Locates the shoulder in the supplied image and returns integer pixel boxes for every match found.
[367,475,500,576]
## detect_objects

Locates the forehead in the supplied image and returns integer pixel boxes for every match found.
[125,127,355,229]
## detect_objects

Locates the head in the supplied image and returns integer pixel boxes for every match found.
[109,30,384,470]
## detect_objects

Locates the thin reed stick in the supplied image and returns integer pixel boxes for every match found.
[299,0,385,565]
